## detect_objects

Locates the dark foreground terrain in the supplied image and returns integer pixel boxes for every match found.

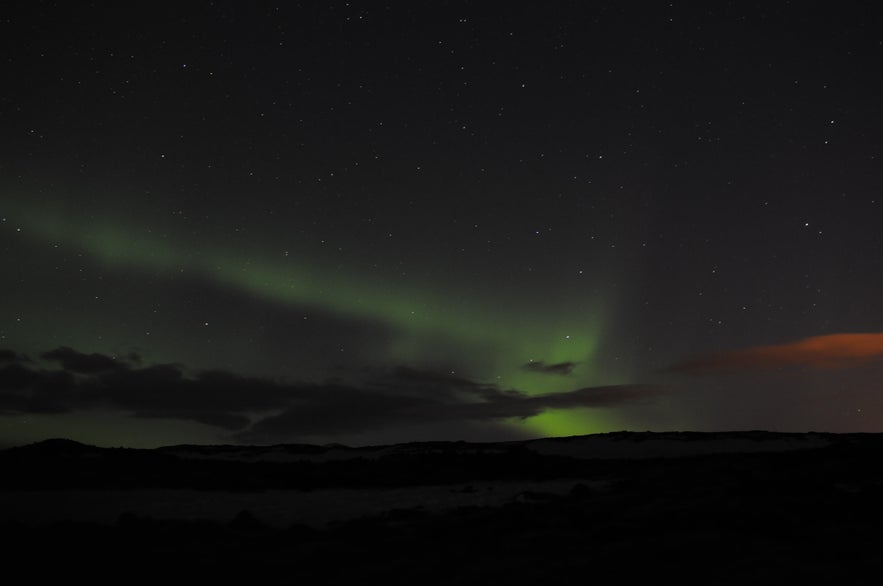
[3,431,883,583]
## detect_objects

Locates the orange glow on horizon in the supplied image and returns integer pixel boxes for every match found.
[670,333,883,373]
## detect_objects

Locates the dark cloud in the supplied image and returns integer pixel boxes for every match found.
[42,346,131,374]
[87,365,294,429]
[240,384,435,439]
[0,363,39,390]
[668,333,883,374]
[240,384,659,443]
[522,360,578,375]
[0,350,31,364]
[0,350,290,429]
[385,366,483,389]
[1,346,661,441]
[0,363,75,413]
[133,409,252,430]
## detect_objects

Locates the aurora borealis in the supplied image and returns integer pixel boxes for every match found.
[2,2,882,447]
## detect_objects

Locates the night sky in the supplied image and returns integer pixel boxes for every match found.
[2,2,882,448]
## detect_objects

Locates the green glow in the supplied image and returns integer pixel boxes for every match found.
[15,204,626,438]
[30,207,538,347]
[514,408,628,437]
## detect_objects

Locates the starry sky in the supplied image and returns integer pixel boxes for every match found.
[1,2,882,448]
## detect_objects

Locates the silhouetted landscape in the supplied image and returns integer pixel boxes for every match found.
[4,431,883,582]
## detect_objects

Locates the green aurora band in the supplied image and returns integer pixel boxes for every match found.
[12,205,630,438]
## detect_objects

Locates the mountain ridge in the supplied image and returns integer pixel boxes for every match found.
[7,429,854,460]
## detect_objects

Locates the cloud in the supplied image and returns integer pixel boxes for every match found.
[0,345,661,442]
[0,350,30,364]
[519,385,659,409]
[522,360,578,375]
[0,363,74,413]
[0,349,291,428]
[668,333,883,374]
[384,366,484,389]
[42,346,130,374]
[239,383,658,442]
[0,363,38,389]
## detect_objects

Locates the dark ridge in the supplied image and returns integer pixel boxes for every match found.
[532,430,827,442]
[2,430,856,457]
[10,438,100,455]
[157,443,331,456]
[2,431,883,492]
